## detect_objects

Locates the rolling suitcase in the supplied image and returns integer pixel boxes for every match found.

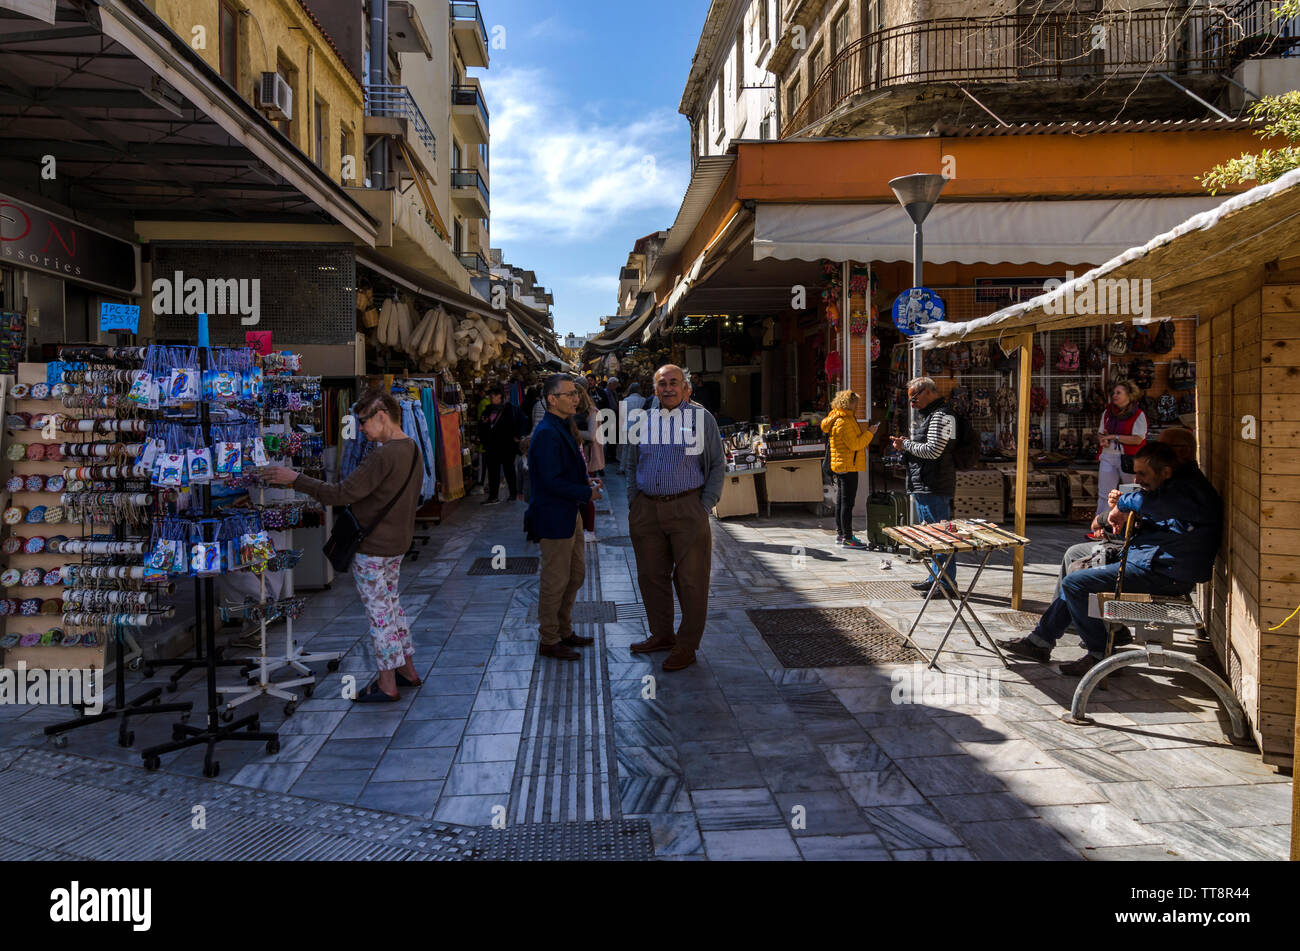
[865,491,906,551]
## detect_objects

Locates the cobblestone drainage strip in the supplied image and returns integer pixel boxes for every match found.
[747,606,924,668]
[475,818,654,861]
[468,556,539,576]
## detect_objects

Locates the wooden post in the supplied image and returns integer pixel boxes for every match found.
[1294,657,1299,859]
[1012,331,1033,610]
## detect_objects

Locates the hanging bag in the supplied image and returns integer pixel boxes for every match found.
[1151,320,1176,354]
[322,448,419,573]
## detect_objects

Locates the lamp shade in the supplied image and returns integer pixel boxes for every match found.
[888,173,947,225]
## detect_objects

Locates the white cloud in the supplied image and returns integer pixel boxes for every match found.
[487,66,689,243]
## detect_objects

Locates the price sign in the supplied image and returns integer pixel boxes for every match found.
[99,302,140,334]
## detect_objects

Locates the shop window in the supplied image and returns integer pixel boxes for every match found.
[786,75,802,119]
[453,219,463,255]
[758,0,770,46]
[219,2,239,88]
[810,41,825,81]
[832,8,850,57]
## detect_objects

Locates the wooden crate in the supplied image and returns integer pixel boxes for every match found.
[955,496,1006,522]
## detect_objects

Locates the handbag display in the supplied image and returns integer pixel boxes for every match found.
[322,450,419,572]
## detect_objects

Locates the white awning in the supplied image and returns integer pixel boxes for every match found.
[753,197,1227,265]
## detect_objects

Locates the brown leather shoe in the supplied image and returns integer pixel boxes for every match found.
[561,633,595,647]
[539,642,580,661]
[662,647,696,672]
[630,633,676,654]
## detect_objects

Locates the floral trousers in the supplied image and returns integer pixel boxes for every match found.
[352,553,413,671]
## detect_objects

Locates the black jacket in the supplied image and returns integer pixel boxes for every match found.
[479,402,525,455]
[904,397,958,497]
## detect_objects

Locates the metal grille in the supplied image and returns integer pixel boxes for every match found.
[1102,599,1203,626]
[993,610,1042,631]
[477,818,654,861]
[525,600,617,623]
[853,581,928,600]
[468,556,538,575]
[747,607,923,668]
[596,535,635,547]
[150,242,356,345]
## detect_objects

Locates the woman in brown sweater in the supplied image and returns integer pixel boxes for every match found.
[266,389,422,702]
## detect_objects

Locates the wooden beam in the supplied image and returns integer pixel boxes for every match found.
[1012,332,1033,610]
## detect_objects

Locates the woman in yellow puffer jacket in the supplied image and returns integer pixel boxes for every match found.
[820,390,880,549]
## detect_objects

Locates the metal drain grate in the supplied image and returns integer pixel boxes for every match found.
[747,607,922,668]
[596,535,635,547]
[525,600,618,623]
[476,818,654,860]
[468,557,539,576]
[992,611,1042,631]
[594,508,611,515]
[853,581,927,600]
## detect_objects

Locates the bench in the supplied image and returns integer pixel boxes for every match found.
[1061,592,1251,744]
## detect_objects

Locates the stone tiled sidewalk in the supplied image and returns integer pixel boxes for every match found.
[0,472,1290,860]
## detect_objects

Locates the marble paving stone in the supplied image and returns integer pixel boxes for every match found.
[311,737,391,770]
[862,804,964,850]
[331,710,406,739]
[702,828,801,861]
[957,818,1083,861]
[840,767,926,807]
[443,760,514,796]
[958,738,1055,773]
[1187,745,1291,784]
[1094,781,1210,824]
[1084,844,1187,861]
[796,834,891,860]
[620,776,687,815]
[729,702,800,731]
[482,671,531,691]
[616,745,681,778]
[432,650,493,668]
[743,728,818,758]
[467,709,526,735]
[356,780,442,818]
[692,787,784,831]
[434,794,504,827]
[486,653,536,672]
[1045,747,1151,783]
[390,718,467,749]
[852,707,937,729]
[892,754,1006,796]
[229,761,310,793]
[680,751,766,790]
[1169,782,1293,828]
[892,847,977,860]
[1104,699,1205,725]
[614,718,674,748]
[1111,748,1249,788]
[459,733,522,763]
[933,714,1023,745]
[612,699,664,722]
[819,741,892,773]
[1010,717,1103,751]
[275,709,348,735]
[1242,823,1292,856]
[998,768,1110,806]
[288,767,371,803]
[257,731,329,764]
[647,813,704,856]
[669,716,745,746]
[1036,803,1163,848]
[407,693,476,720]
[755,752,841,793]
[929,792,1040,823]
[797,714,872,744]
[422,673,484,695]
[774,790,875,837]
[371,746,456,783]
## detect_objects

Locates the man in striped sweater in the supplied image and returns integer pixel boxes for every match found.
[890,376,959,593]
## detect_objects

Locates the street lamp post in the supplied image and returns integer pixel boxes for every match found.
[888,173,946,525]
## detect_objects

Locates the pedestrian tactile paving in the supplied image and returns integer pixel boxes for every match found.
[595,535,636,547]
[476,818,654,860]
[854,581,928,600]
[468,556,539,575]
[525,600,618,623]
[748,607,924,668]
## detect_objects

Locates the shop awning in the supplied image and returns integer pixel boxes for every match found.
[753,197,1226,266]
[505,314,544,364]
[644,209,748,340]
[585,292,657,354]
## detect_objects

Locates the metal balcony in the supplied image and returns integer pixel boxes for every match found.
[458,251,490,274]
[451,2,490,68]
[365,84,436,157]
[451,167,489,217]
[451,83,489,144]
[784,5,1296,137]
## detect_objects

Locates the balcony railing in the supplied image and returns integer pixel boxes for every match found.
[451,84,490,128]
[451,2,488,45]
[458,251,490,274]
[784,5,1297,136]
[451,167,489,207]
[365,84,436,157]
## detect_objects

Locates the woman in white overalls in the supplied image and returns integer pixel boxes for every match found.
[1094,379,1148,526]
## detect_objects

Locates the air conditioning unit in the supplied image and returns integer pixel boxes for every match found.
[257,72,293,122]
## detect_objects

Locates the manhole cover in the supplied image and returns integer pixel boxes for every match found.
[476,818,654,861]
[854,581,925,600]
[992,611,1040,631]
[526,600,617,622]
[747,607,922,668]
[468,557,539,576]
[596,535,635,547]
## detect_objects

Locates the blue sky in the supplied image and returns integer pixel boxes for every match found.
[473,1,705,338]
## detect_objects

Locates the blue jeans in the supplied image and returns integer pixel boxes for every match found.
[1031,562,1192,656]
[913,493,957,586]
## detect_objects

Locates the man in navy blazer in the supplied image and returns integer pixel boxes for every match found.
[527,373,602,661]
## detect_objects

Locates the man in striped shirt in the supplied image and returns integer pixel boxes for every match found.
[623,365,726,672]
[890,376,959,593]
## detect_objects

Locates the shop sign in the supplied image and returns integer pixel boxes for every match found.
[892,287,945,337]
[0,192,139,294]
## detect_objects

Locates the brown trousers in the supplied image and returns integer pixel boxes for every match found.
[629,493,712,651]
[537,512,586,646]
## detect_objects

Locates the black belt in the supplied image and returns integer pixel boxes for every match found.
[641,489,697,502]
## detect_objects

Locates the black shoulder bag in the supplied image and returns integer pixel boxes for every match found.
[322,448,419,572]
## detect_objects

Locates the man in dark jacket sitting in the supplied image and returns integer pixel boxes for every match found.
[527,374,601,661]
[1000,441,1222,676]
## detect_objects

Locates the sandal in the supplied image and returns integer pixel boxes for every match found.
[353,681,399,703]
[394,670,422,688]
